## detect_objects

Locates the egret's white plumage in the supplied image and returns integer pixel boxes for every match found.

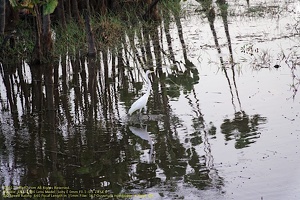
[128,70,154,115]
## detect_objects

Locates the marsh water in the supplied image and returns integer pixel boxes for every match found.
[1,0,300,199]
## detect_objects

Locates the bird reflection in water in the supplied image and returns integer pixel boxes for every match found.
[129,126,155,163]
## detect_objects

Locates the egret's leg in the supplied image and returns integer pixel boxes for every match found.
[137,108,142,118]
[144,106,147,114]
[137,108,143,123]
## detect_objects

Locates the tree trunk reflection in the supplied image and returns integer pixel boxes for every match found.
[0,6,269,195]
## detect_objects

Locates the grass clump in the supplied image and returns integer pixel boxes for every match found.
[0,21,35,63]
[53,20,86,59]
[92,15,125,49]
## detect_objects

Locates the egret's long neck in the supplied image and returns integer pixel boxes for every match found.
[146,81,151,96]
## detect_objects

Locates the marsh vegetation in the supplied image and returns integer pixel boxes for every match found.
[0,0,300,199]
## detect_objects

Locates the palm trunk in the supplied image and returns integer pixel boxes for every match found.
[71,0,84,27]
[32,5,42,64]
[32,4,53,64]
[42,12,52,58]
[0,0,5,35]
[65,0,71,20]
[143,0,160,21]
[84,0,96,57]
[57,0,66,28]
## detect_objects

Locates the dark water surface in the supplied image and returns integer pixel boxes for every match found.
[1,0,300,199]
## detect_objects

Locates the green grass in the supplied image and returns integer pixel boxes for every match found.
[53,19,86,59]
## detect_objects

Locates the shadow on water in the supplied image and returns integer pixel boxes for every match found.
[197,0,268,150]
[0,1,275,199]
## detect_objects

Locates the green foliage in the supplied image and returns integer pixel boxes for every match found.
[160,0,182,16]
[0,21,35,63]
[9,0,58,15]
[92,15,125,49]
[43,0,58,15]
[53,20,86,58]
[76,166,90,175]
[8,0,34,12]
[4,0,182,63]
[8,0,17,7]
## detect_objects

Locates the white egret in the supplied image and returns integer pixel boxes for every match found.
[128,70,154,115]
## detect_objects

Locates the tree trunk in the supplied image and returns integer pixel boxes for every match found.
[32,4,53,64]
[32,5,42,64]
[57,0,66,28]
[42,12,53,58]
[0,0,5,34]
[71,0,84,27]
[143,0,161,21]
[100,0,107,15]
[84,0,96,57]
[65,0,71,21]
